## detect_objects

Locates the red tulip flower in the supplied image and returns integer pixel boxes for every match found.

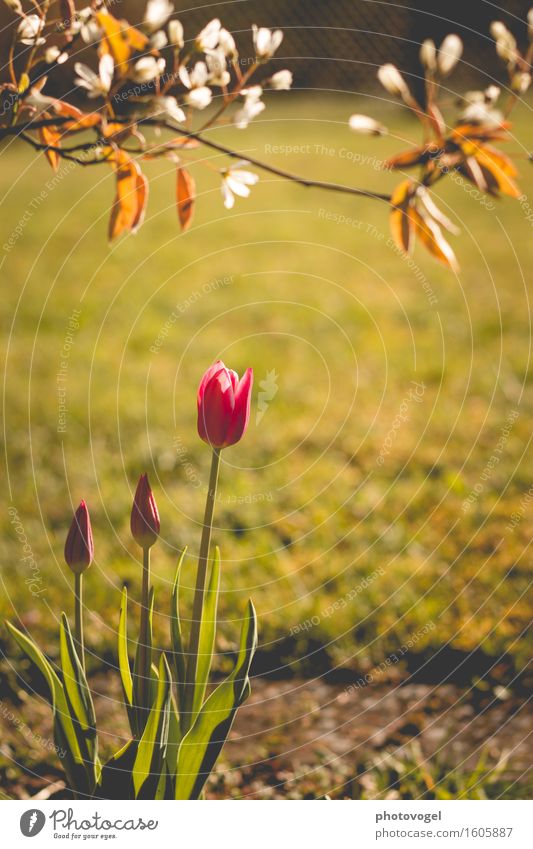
[131,473,160,548]
[197,361,253,449]
[64,500,94,574]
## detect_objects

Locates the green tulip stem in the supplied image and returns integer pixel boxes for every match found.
[74,572,85,673]
[138,545,151,713]
[184,447,221,729]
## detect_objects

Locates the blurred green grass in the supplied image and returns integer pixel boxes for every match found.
[0,94,532,682]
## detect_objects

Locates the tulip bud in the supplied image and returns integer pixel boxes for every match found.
[197,361,253,449]
[377,63,409,98]
[437,34,463,76]
[64,500,94,574]
[131,473,160,548]
[420,39,437,72]
[349,114,387,136]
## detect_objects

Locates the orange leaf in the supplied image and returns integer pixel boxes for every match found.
[108,150,148,240]
[409,208,459,271]
[38,124,61,172]
[461,141,520,197]
[96,10,149,72]
[385,143,440,171]
[452,122,511,143]
[64,113,103,134]
[176,167,195,230]
[389,179,415,254]
[132,169,148,233]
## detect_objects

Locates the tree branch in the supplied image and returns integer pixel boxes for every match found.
[0,116,392,203]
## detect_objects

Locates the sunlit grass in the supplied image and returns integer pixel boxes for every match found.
[0,95,532,684]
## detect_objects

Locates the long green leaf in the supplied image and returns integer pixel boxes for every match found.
[118,587,138,737]
[6,621,89,794]
[59,614,99,792]
[60,614,96,733]
[6,620,59,702]
[118,587,133,705]
[175,600,257,800]
[170,548,187,716]
[164,692,181,787]
[133,653,172,798]
[191,546,221,720]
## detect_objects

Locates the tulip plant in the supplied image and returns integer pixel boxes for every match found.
[6,361,256,800]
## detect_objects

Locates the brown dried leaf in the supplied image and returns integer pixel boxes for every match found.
[176,167,195,231]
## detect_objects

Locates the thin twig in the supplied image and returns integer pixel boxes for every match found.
[1,116,392,203]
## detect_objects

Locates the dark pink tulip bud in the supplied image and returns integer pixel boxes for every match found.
[64,500,94,574]
[130,473,160,548]
[197,361,253,449]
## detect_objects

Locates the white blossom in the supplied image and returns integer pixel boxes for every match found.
[419,39,436,71]
[186,86,212,109]
[512,71,531,94]
[196,18,221,52]
[144,0,173,33]
[437,34,462,76]
[3,0,23,14]
[206,49,230,86]
[17,14,45,45]
[234,86,265,129]
[152,95,186,124]
[74,54,114,98]
[131,56,165,84]
[377,64,408,98]
[179,61,213,109]
[150,31,168,50]
[461,87,502,126]
[218,28,237,59]
[268,70,293,90]
[24,86,56,115]
[490,21,517,65]
[76,8,102,44]
[349,113,386,135]
[45,46,68,64]
[179,61,208,89]
[220,161,259,209]
[252,24,283,60]
[168,19,184,48]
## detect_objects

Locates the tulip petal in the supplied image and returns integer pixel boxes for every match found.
[198,368,235,447]
[197,360,224,405]
[224,368,253,447]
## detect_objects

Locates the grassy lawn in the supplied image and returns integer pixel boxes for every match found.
[0,93,532,694]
